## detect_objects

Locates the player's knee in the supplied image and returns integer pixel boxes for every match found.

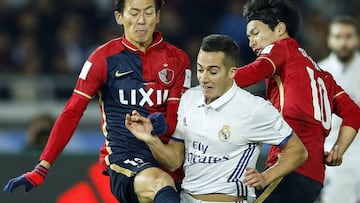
[134,167,175,201]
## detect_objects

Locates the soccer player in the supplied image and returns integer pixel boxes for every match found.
[125,34,308,203]
[318,15,360,203]
[3,0,191,203]
[234,0,360,202]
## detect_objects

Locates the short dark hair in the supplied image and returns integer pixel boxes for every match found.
[329,15,359,35]
[114,0,165,13]
[200,34,240,68]
[243,0,301,38]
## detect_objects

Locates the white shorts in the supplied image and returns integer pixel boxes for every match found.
[180,191,249,203]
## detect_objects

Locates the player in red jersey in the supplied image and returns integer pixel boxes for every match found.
[233,0,360,202]
[3,0,191,203]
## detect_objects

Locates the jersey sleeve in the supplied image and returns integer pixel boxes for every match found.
[75,49,108,98]
[247,99,293,146]
[333,83,360,132]
[39,93,90,164]
[234,43,286,88]
[39,49,107,164]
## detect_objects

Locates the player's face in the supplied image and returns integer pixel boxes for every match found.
[328,23,359,63]
[197,50,236,104]
[115,0,160,50]
[246,20,283,56]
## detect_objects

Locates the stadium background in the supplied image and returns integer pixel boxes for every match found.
[0,0,359,202]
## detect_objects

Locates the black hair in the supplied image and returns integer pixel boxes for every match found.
[243,0,301,38]
[114,0,165,13]
[329,15,359,35]
[200,34,240,67]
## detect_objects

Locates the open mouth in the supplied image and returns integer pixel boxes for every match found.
[201,85,212,92]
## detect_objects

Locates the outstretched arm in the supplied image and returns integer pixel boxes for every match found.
[125,110,184,171]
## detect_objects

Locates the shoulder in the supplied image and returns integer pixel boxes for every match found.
[90,37,125,59]
[233,87,269,108]
[161,41,190,60]
[258,38,294,63]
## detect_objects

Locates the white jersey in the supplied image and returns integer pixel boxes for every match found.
[319,52,360,203]
[172,83,293,198]
[318,52,360,104]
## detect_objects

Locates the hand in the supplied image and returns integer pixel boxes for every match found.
[324,145,343,166]
[125,110,154,142]
[148,112,168,136]
[243,167,267,189]
[3,164,48,193]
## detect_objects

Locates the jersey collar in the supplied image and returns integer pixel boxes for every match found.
[198,82,237,110]
[121,31,164,52]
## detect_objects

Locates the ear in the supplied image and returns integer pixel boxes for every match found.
[114,11,123,25]
[276,22,287,36]
[156,10,160,24]
[228,67,237,79]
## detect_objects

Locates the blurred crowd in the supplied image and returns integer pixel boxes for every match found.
[0,0,359,87]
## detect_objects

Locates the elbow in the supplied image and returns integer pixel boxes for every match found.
[299,146,308,166]
[167,160,183,172]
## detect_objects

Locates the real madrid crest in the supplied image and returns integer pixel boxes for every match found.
[218,125,231,141]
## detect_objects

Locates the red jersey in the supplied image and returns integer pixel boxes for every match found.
[235,38,360,184]
[40,32,191,182]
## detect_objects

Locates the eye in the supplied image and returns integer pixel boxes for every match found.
[145,11,154,16]
[129,11,139,16]
[209,69,218,75]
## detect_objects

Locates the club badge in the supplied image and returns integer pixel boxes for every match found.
[218,125,231,141]
[158,64,174,84]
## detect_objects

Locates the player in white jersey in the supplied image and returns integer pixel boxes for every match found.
[125,34,307,203]
[318,15,360,203]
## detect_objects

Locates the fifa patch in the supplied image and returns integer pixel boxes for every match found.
[79,61,92,80]
[218,125,231,141]
[274,118,289,136]
[158,65,174,84]
[183,69,192,88]
[261,44,274,54]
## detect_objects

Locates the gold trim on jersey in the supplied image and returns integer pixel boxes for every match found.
[74,89,93,99]
[168,97,181,101]
[272,75,285,114]
[258,56,277,76]
[109,164,136,177]
[97,91,108,137]
[334,91,345,99]
[254,176,283,203]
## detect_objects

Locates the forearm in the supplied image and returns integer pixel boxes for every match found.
[332,126,357,156]
[147,138,183,171]
[262,136,307,185]
[40,94,88,164]
[234,59,274,87]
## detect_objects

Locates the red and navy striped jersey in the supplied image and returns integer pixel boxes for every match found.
[40,32,191,182]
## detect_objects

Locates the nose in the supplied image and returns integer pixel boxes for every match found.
[248,37,256,48]
[198,72,209,84]
[138,13,146,24]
